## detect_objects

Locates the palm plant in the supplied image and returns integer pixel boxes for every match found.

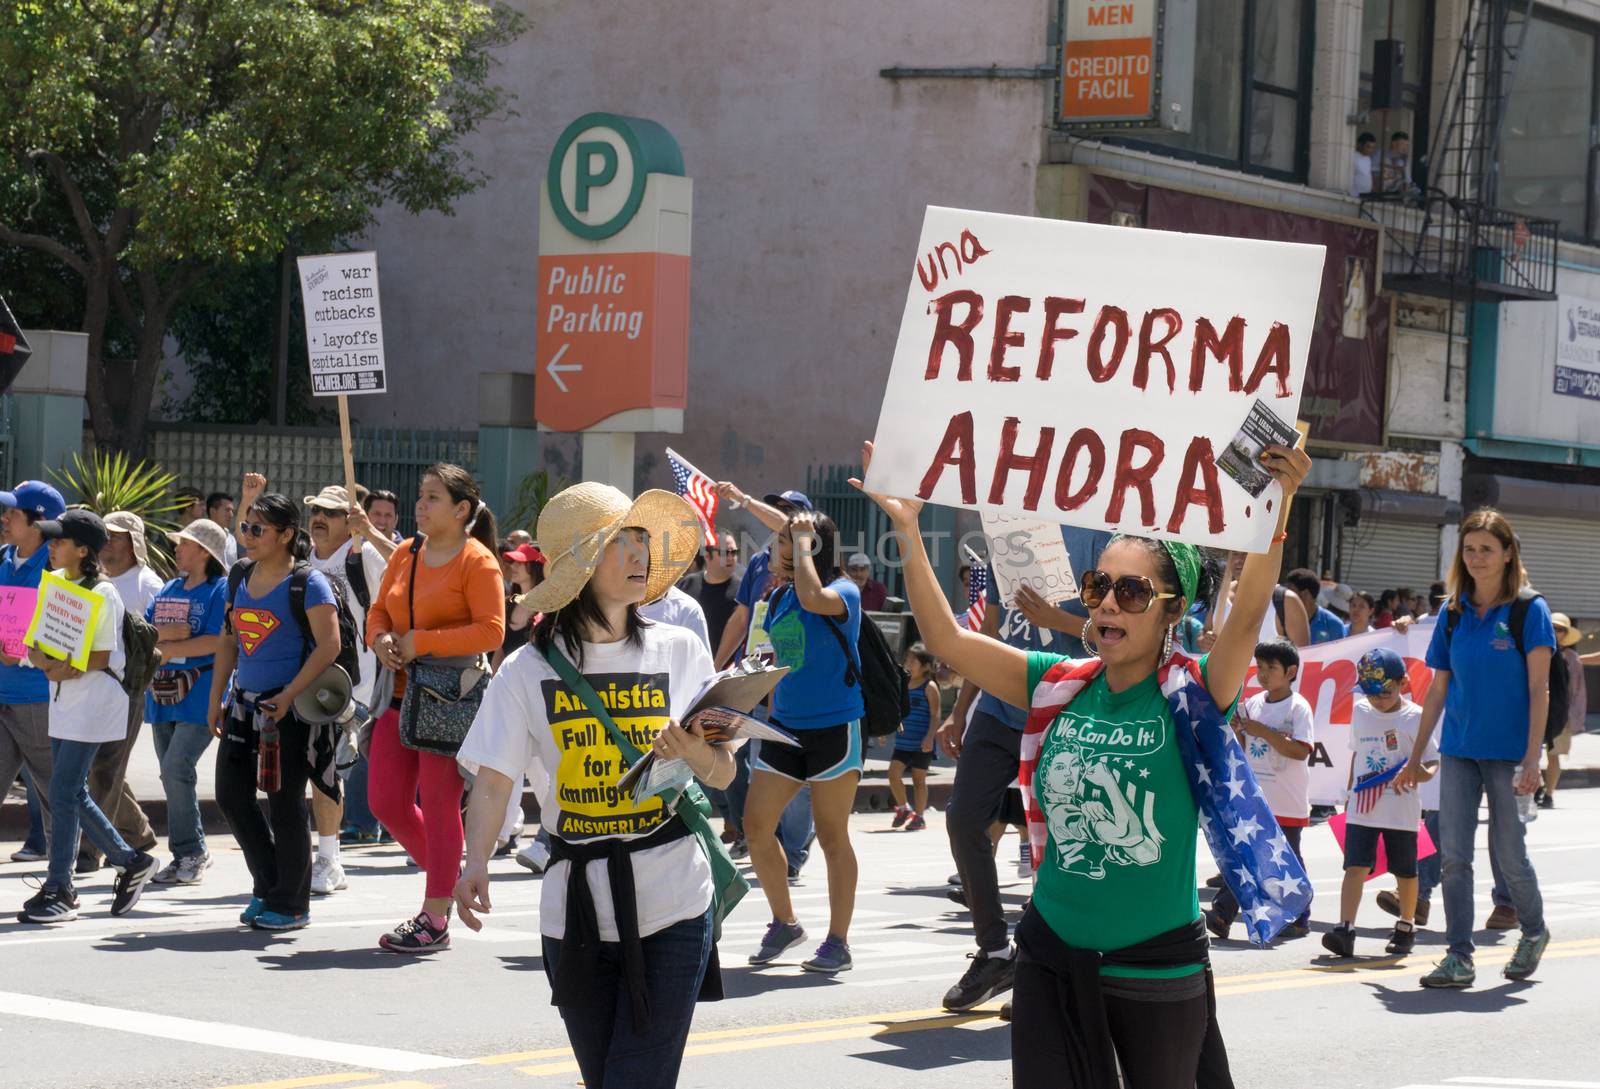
[50,451,187,576]
[505,468,569,539]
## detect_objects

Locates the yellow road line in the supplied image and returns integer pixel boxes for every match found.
[1215,936,1600,996]
[204,1074,381,1089]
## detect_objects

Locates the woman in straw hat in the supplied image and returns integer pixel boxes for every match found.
[146,518,231,886]
[454,482,729,1089]
[1542,611,1587,809]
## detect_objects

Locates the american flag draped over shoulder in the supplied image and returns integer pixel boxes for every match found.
[666,447,719,549]
[1018,652,1313,947]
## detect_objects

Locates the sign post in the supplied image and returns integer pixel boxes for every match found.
[536,113,693,493]
[297,250,387,505]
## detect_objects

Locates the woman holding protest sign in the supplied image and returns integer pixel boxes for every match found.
[453,482,727,1089]
[1398,509,1554,989]
[854,438,1313,1089]
[18,510,161,923]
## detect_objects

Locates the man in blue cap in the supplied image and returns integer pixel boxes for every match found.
[0,481,67,840]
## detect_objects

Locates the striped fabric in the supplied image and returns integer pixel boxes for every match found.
[1018,652,1314,947]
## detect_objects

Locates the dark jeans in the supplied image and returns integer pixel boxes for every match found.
[215,710,313,916]
[947,711,1022,952]
[47,738,141,889]
[542,907,712,1089]
[1212,822,1308,928]
[341,752,382,835]
[1440,755,1544,959]
[21,769,46,854]
[78,706,157,866]
[1417,808,1441,903]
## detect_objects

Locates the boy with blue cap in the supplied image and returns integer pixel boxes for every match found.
[1323,646,1437,959]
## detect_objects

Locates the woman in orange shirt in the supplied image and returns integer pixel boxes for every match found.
[366,463,505,952]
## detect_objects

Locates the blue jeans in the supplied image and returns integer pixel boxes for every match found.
[47,738,138,889]
[1439,755,1545,960]
[542,907,712,1089]
[1417,809,1441,903]
[152,723,214,859]
[341,753,381,835]
[22,769,46,854]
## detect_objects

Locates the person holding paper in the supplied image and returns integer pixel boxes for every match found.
[20,510,160,923]
[453,482,725,1089]
[854,437,1313,1089]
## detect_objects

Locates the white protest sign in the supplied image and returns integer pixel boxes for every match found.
[862,208,1325,552]
[981,512,1078,608]
[297,251,387,396]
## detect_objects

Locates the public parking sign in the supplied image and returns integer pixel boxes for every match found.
[535,113,692,433]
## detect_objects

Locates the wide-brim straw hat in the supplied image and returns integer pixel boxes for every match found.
[521,482,701,614]
[1552,612,1582,649]
[171,519,231,571]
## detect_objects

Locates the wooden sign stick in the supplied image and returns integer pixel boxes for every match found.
[338,395,359,534]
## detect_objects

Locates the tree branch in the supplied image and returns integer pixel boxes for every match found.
[0,224,89,277]
[30,149,106,262]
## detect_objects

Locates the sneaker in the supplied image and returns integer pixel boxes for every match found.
[787,864,802,886]
[110,852,159,916]
[942,948,1015,1010]
[1415,900,1430,928]
[239,897,266,926]
[1486,905,1519,930]
[1378,892,1431,927]
[254,910,311,931]
[493,835,517,858]
[729,838,749,861]
[1535,786,1552,809]
[998,1000,1012,1022]
[310,856,347,895]
[20,883,79,924]
[379,911,450,953]
[1503,929,1550,981]
[947,872,962,887]
[9,845,45,863]
[173,854,212,885]
[150,859,183,885]
[1204,872,1224,889]
[339,825,381,847]
[749,919,807,965]
[1386,923,1417,956]
[516,838,551,874]
[1321,923,1356,959]
[947,886,969,908]
[1282,922,1311,940]
[1203,909,1230,940]
[802,935,853,974]
[906,813,927,832]
[1420,951,1476,988]
[891,804,913,829]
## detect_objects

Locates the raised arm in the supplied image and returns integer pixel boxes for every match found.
[788,512,846,617]
[716,482,787,533]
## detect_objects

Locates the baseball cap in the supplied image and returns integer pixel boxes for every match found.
[0,481,66,521]
[1355,647,1407,695]
[846,553,872,569]
[761,489,813,512]
[502,543,548,566]
[303,485,353,511]
[36,509,109,553]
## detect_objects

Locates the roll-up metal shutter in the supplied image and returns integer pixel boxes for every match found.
[1340,521,1442,596]
[1511,513,1600,619]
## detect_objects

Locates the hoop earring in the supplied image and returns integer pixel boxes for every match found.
[1160,623,1175,663]
[1082,621,1101,657]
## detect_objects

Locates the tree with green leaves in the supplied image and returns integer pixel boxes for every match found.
[0,0,522,452]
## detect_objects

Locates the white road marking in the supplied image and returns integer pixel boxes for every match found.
[0,991,469,1071]
[1445,1079,1600,1088]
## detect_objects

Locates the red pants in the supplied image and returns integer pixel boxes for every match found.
[367,709,465,899]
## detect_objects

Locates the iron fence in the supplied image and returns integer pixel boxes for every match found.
[353,428,478,537]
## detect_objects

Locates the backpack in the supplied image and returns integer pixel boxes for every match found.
[1443,587,1566,745]
[227,560,362,689]
[823,607,912,738]
[117,611,162,698]
[1271,585,1287,635]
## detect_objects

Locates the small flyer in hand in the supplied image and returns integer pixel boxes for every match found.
[1217,399,1300,498]
[981,512,1078,608]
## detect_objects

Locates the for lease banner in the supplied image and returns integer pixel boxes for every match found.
[862,207,1326,553]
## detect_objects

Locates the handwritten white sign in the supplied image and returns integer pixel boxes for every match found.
[981,512,1078,608]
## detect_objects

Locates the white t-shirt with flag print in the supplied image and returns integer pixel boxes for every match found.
[1238,690,1315,822]
[1346,698,1432,831]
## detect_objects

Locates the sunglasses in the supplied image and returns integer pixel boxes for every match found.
[1078,570,1178,614]
[239,522,280,539]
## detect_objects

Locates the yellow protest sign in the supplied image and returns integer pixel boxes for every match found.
[23,571,105,672]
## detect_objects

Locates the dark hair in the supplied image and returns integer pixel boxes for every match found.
[249,492,311,562]
[204,556,227,580]
[206,491,234,514]
[175,486,204,506]
[1428,579,1447,607]
[73,550,102,589]
[1377,588,1400,609]
[905,641,938,674]
[1283,568,1321,598]
[532,578,645,666]
[1254,639,1301,672]
[364,488,398,512]
[790,510,843,584]
[1105,537,1221,618]
[1391,130,1409,142]
[1357,131,1377,146]
[1351,590,1375,609]
[422,463,497,553]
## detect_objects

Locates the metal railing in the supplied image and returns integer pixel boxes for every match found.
[353,428,478,537]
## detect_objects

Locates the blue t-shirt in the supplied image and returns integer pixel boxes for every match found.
[146,576,228,724]
[766,577,866,730]
[976,527,1113,730]
[735,550,773,611]
[1425,595,1558,760]
[0,544,51,704]
[228,568,336,694]
[897,684,932,751]
[1309,606,1349,645]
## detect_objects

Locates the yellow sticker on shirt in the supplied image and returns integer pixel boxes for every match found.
[542,671,671,840]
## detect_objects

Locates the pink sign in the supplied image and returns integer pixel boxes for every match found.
[1327,812,1437,881]
[0,586,37,660]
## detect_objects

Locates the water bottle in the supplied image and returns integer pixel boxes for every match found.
[1514,767,1538,824]
[258,722,281,793]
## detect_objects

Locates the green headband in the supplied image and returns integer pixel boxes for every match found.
[1109,533,1201,608]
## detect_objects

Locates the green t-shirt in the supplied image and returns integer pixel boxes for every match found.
[1027,651,1202,978]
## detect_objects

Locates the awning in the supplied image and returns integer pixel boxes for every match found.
[1463,473,1600,519]
[1347,488,1462,526]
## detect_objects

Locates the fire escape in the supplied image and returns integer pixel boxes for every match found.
[1361,0,1558,312]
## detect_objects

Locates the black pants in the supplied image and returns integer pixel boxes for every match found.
[215,711,313,916]
[946,711,1022,953]
[1012,955,1211,1089]
[1212,822,1307,926]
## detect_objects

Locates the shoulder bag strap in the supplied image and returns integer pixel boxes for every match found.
[543,643,645,766]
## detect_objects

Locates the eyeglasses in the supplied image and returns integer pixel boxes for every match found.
[1078,570,1178,614]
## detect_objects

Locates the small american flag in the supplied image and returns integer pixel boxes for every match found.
[964,547,987,630]
[666,447,719,549]
[1352,760,1406,816]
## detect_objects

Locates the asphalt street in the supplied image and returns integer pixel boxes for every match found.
[1,790,1598,1089]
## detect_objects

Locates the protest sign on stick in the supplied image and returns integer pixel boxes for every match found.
[23,572,106,672]
[298,250,386,504]
[862,208,1326,553]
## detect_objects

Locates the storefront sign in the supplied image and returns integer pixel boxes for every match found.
[1057,0,1195,131]
[1553,295,1600,402]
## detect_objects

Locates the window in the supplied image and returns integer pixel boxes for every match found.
[1359,0,1434,190]
[1497,13,1598,240]
[1103,0,1314,181]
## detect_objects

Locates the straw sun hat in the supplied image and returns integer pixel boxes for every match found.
[521,482,701,614]
[1551,612,1582,649]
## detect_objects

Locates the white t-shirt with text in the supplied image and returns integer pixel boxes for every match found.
[1346,698,1432,830]
[1239,690,1315,822]
[308,538,387,707]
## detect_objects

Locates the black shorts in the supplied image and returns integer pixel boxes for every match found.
[752,721,863,783]
[1343,824,1418,878]
[891,747,933,771]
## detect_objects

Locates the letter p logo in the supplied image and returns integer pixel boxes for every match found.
[574,141,618,213]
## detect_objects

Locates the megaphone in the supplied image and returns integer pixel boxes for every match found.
[294,665,355,725]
